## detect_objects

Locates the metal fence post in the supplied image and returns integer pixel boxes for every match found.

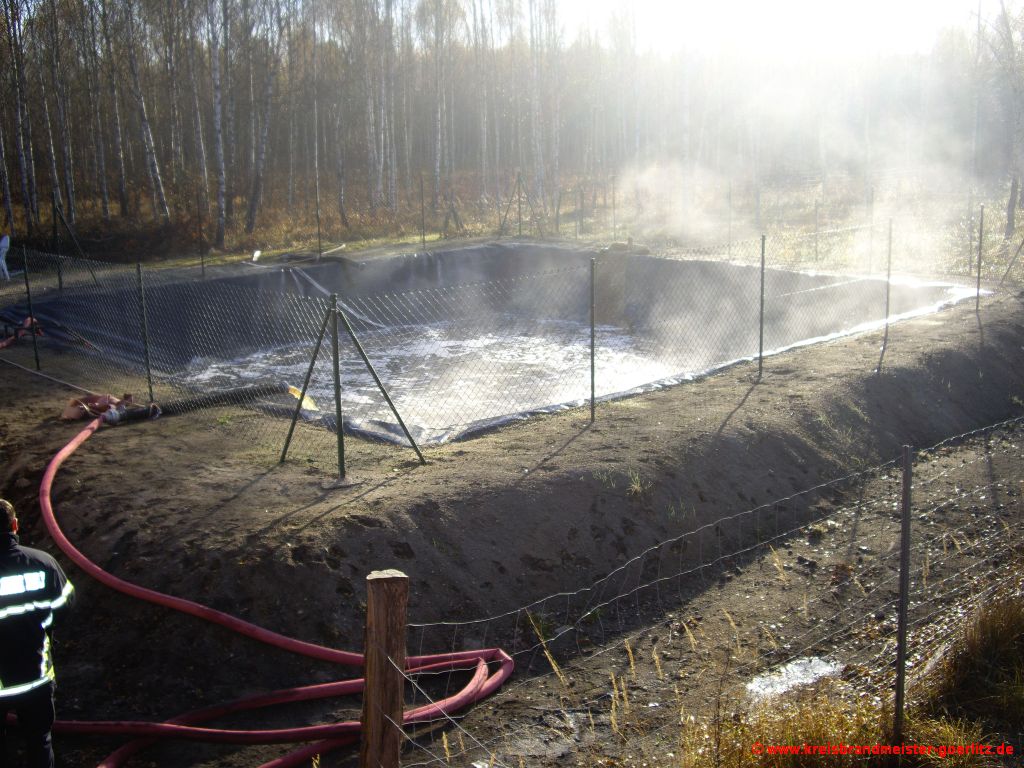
[998,234,1024,289]
[755,180,761,231]
[517,172,523,237]
[280,303,332,464]
[578,187,583,238]
[814,200,820,261]
[51,189,58,253]
[419,173,426,249]
[868,186,875,273]
[878,220,893,373]
[314,150,323,262]
[893,445,913,744]
[590,257,596,423]
[337,308,425,465]
[21,248,40,371]
[976,204,984,313]
[359,569,408,768]
[727,182,733,260]
[611,175,617,239]
[967,192,975,271]
[758,235,766,381]
[331,294,346,479]
[197,185,206,278]
[574,187,579,239]
[135,262,155,403]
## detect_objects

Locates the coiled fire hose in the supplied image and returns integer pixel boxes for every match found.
[35,417,513,767]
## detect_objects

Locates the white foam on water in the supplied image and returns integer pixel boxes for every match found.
[179,280,974,444]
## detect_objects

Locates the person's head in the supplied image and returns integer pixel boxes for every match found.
[1,499,17,534]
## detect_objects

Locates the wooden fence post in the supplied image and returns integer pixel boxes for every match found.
[360,569,409,768]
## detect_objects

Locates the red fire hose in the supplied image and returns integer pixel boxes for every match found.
[36,418,513,767]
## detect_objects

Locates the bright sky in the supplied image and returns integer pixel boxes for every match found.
[558,0,978,57]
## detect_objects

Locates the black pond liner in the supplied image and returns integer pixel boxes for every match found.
[2,242,975,445]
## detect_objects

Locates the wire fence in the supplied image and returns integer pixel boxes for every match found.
[394,417,1024,767]
[4,187,1021,765]
[0,249,342,469]
[0,186,1021,480]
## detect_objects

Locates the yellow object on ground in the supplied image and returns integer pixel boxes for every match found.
[287,385,320,411]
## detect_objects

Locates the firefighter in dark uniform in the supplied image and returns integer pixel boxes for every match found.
[0,499,74,768]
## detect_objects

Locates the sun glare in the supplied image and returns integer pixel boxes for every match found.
[561,0,976,58]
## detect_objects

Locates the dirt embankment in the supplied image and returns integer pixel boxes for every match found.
[0,292,1022,766]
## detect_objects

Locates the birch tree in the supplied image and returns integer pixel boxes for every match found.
[99,0,129,217]
[208,0,228,247]
[81,0,110,220]
[46,0,75,223]
[2,0,36,231]
[245,0,284,233]
[0,121,13,229]
[124,0,170,220]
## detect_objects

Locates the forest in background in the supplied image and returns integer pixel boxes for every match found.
[0,0,1019,257]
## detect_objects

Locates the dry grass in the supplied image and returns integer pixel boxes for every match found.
[709,683,882,767]
[916,588,1024,726]
[702,686,995,768]
[585,586,1023,768]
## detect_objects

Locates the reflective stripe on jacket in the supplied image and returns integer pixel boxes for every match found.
[0,532,74,697]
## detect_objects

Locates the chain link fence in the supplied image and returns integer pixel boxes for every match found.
[0,249,342,468]
[0,192,1018,476]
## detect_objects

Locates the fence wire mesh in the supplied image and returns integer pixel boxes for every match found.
[339,266,592,443]
[0,249,343,467]
[399,419,1024,767]
[2,190,1020,765]
[0,194,1011,474]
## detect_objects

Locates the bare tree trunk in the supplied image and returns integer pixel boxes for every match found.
[83,0,110,220]
[1007,176,1019,239]
[489,0,501,206]
[125,0,170,221]
[400,0,412,200]
[335,104,350,229]
[995,0,1024,229]
[311,0,322,239]
[287,92,296,210]
[509,10,525,175]
[244,70,273,233]
[680,53,692,213]
[160,0,185,191]
[384,0,397,211]
[0,121,14,230]
[528,0,545,205]
[2,0,36,231]
[243,0,255,185]
[222,0,235,221]
[444,0,454,194]
[285,0,295,211]
[245,3,282,234]
[47,0,75,224]
[100,0,129,217]
[187,15,210,217]
[432,4,442,210]
[361,1,379,213]
[545,0,559,198]
[34,49,64,218]
[208,0,227,248]
[473,0,489,201]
